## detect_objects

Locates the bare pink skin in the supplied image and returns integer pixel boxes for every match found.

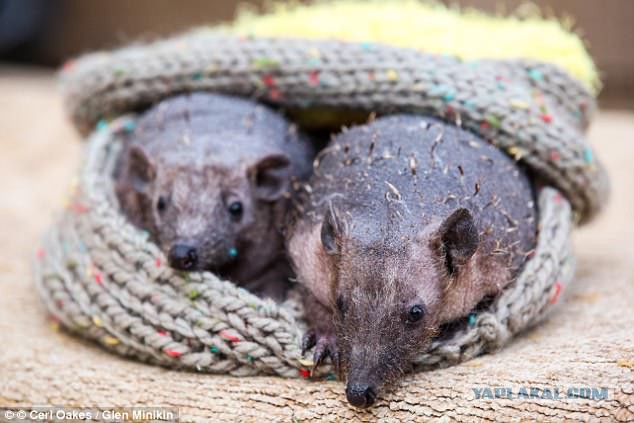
[115,93,313,300]
[288,115,537,407]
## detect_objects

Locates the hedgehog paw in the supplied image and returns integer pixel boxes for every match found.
[302,329,339,372]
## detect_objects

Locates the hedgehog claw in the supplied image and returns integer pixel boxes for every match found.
[310,332,339,372]
[301,330,317,355]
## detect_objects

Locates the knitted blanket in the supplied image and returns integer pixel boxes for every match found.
[34,32,608,379]
[61,33,608,222]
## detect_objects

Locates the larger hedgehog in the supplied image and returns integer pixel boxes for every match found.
[288,115,537,408]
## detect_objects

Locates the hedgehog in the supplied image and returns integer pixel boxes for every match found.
[287,114,537,407]
[115,93,314,299]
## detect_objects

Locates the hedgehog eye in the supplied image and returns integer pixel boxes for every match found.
[406,304,425,324]
[157,196,167,213]
[228,201,243,220]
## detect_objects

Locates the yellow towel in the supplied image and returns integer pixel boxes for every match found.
[223,0,599,93]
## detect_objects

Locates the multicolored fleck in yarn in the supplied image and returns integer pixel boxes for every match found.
[35,32,607,378]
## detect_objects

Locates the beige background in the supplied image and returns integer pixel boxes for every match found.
[0,69,632,421]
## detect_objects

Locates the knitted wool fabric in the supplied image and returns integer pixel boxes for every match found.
[34,32,607,378]
[60,34,607,222]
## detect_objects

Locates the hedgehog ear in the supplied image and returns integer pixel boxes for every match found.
[437,208,479,274]
[249,154,291,201]
[321,203,345,256]
[128,145,156,193]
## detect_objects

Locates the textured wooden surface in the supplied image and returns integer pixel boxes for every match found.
[0,69,632,422]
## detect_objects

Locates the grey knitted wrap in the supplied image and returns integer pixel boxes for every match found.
[34,31,606,378]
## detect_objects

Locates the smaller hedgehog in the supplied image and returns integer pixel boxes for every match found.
[288,115,537,407]
[115,93,314,300]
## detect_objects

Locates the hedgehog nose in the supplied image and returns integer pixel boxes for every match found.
[168,244,198,270]
[346,383,376,408]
